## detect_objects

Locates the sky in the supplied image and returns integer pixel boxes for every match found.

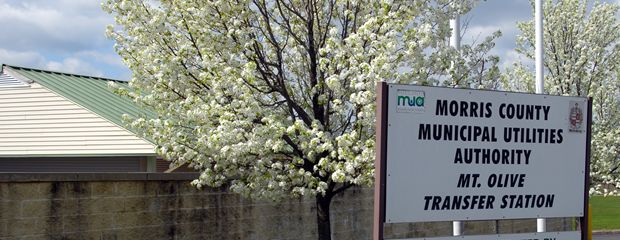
[463,0,534,69]
[0,0,126,79]
[0,0,615,80]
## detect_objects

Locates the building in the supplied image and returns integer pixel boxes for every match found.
[0,64,162,172]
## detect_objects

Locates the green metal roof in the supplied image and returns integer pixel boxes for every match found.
[4,64,155,133]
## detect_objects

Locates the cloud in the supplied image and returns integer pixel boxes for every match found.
[462,10,526,50]
[500,49,535,70]
[0,48,46,67]
[0,0,131,79]
[0,48,127,79]
[46,58,104,77]
[461,0,534,74]
[75,51,125,68]
[463,25,503,44]
[0,0,112,52]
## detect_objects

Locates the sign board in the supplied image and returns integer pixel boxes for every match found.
[378,84,590,224]
[402,231,580,240]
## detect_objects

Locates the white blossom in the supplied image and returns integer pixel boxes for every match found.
[104,0,500,238]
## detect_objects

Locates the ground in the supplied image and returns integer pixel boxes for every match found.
[591,196,620,230]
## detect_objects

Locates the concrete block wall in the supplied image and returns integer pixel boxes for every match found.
[0,173,374,240]
[0,173,576,239]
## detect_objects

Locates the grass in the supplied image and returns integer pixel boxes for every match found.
[591,196,620,230]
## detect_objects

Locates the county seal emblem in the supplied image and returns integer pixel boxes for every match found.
[569,101,583,133]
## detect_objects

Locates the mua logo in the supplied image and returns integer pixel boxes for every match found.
[396,90,425,113]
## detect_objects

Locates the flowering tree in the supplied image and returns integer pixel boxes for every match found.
[503,0,620,195]
[104,0,499,238]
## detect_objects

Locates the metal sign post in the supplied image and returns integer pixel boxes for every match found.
[373,82,388,240]
[535,0,546,232]
[580,99,592,240]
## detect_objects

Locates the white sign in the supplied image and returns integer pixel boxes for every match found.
[400,231,580,240]
[385,84,588,223]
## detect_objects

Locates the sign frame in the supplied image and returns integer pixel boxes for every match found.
[373,82,592,240]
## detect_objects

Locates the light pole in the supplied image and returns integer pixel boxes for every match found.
[450,14,463,237]
[535,0,546,233]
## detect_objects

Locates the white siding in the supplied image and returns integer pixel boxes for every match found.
[0,72,28,88]
[0,83,156,156]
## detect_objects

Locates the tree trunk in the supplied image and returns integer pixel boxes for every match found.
[316,194,332,240]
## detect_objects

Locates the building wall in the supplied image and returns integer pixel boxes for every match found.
[0,173,575,240]
[0,82,155,157]
[0,157,147,172]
